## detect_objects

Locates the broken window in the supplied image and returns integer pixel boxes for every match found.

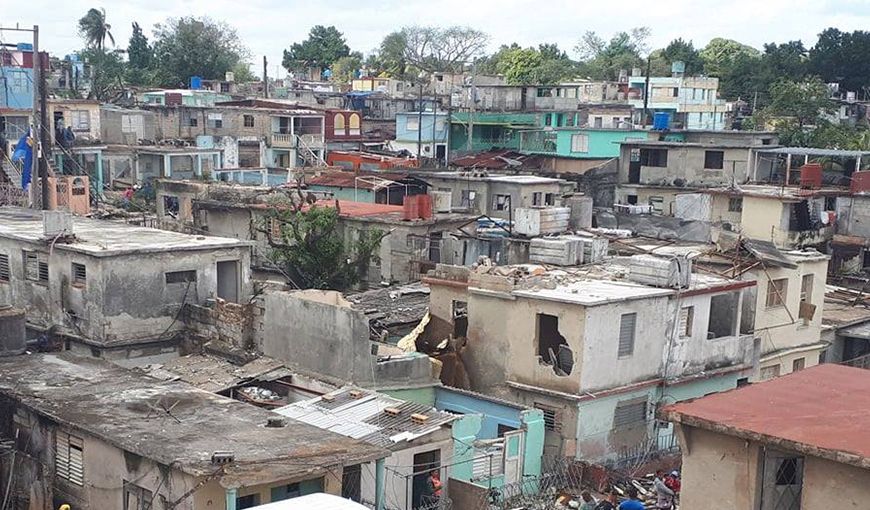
[708,292,739,339]
[165,270,197,284]
[679,306,694,337]
[56,431,84,486]
[71,262,86,288]
[123,481,153,510]
[766,278,788,308]
[536,313,572,376]
[613,398,647,429]
[728,197,743,212]
[23,250,48,284]
[639,148,668,167]
[533,403,561,432]
[800,274,813,304]
[618,313,636,357]
[704,150,724,169]
[0,253,9,282]
[452,300,468,338]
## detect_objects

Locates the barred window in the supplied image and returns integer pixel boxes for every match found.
[0,253,9,282]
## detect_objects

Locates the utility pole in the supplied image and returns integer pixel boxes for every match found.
[431,91,438,165]
[417,82,423,160]
[642,55,651,127]
[37,30,50,210]
[30,26,39,206]
[262,56,268,99]
[467,61,476,152]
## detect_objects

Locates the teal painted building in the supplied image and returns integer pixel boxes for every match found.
[449,111,586,153]
[519,128,650,159]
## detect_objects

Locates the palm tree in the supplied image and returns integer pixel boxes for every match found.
[78,8,115,50]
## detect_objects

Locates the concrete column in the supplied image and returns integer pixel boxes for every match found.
[164,154,172,178]
[375,458,386,510]
[858,155,862,173]
[195,154,203,177]
[784,153,792,185]
[95,152,103,196]
[225,488,238,510]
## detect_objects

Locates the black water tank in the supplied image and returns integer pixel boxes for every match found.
[0,306,26,356]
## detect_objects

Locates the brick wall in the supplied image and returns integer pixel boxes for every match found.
[184,299,258,350]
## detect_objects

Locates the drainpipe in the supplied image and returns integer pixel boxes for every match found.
[375,458,386,510]
[225,488,238,510]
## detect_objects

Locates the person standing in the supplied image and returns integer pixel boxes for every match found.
[654,469,676,509]
[617,487,645,510]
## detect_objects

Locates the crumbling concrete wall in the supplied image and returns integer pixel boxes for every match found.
[185,299,255,350]
[596,211,712,243]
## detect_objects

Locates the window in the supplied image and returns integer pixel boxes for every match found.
[593,117,603,128]
[461,190,476,208]
[679,306,694,337]
[672,87,680,97]
[708,292,739,339]
[406,116,419,131]
[71,262,86,288]
[613,398,647,429]
[728,197,743,212]
[762,138,773,145]
[0,254,9,283]
[736,377,750,387]
[800,274,813,304]
[243,115,255,127]
[188,117,198,127]
[71,110,90,131]
[23,250,48,284]
[618,313,637,357]
[639,148,668,167]
[544,113,552,126]
[760,452,803,510]
[766,278,788,308]
[333,113,346,136]
[56,431,84,486]
[536,313,572,376]
[165,270,197,284]
[704,150,724,170]
[348,113,361,135]
[236,494,260,509]
[545,193,556,206]
[123,481,153,510]
[532,192,543,206]
[493,194,510,211]
[207,113,223,128]
[533,403,561,432]
[760,364,781,380]
[792,357,805,372]
[571,133,589,153]
[648,196,664,213]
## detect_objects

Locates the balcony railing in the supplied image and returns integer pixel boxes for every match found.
[842,353,870,369]
[271,133,295,148]
[270,133,325,149]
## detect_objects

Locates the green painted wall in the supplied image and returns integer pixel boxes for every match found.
[307,185,376,203]
[381,386,437,407]
[521,129,649,159]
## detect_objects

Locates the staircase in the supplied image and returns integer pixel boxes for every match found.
[1,159,23,188]
[295,135,327,167]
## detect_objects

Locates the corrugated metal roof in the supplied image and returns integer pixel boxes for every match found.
[274,387,456,447]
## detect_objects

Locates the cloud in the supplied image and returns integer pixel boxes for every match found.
[3,0,870,75]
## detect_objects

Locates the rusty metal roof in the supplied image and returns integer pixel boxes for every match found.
[451,149,546,170]
[663,364,870,468]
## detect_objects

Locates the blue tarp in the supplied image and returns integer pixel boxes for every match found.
[11,128,33,190]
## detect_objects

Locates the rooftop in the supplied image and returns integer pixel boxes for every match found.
[415,171,564,185]
[701,184,848,200]
[449,149,547,170]
[758,146,870,158]
[0,207,250,257]
[662,364,870,469]
[0,353,387,485]
[275,387,456,449]
[138,353,292,393]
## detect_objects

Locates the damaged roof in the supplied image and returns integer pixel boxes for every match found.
[0,207,250,256]
[275,387,456,449]
[138,354,292,393]
[345,283,431,330]
[662,364,870,469]
[449,149,547,170]
[0,353,387,486]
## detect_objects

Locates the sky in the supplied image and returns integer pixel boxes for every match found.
[3,0,870,77]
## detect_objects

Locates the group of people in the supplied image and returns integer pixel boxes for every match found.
[576,470,680,510]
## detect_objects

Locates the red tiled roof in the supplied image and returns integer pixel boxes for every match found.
[663,364,870,464]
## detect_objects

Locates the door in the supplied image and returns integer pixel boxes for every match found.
[503,430,525,485]
[628,148,641,184]
[411,449,441,509]
[216,260,239,303]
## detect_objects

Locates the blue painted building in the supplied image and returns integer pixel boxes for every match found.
[393,111,449,161]
[0,67,34,109]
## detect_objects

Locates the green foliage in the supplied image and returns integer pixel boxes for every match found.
[398,25,489,73]
[78,7,114,50]
[265,205,384,291]
[126,22,153,85]
[574,28,649,80]
[232,62,257,83]
[151,16,249,87]
[809,28,870,93]
[496,46,577,85]
[660,38,703,74]
[373,31,409,78]
[765,77,834,127]
[283,25,350,71]
[79,48,126,101]
[331,54,362,83]
[699,38,760,76]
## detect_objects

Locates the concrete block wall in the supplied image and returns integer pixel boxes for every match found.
[184,299,255,350]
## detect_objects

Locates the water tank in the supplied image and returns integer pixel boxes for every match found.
[190,76,203,89]
[653,112,671,131]
[0,306,26,356]
[671,61,686,76]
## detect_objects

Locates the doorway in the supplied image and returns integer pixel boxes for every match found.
[435,144,446,162]
[411,449,441,509]
[216,260,240,303]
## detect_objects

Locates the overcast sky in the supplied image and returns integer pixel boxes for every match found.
[3,0,870,77]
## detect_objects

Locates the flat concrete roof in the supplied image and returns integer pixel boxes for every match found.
[0,353,387,485]
[663,363,870,469]
[702,184,848,201]
[415,171,565,185]
[0,207,251,257]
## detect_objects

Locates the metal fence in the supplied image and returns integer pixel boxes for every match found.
[473,456,584,510]
[842,353,870,370]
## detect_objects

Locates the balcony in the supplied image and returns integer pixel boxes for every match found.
[269,133,325,149]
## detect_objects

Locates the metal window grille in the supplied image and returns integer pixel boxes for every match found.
[618,313,637,357]
[165,270,197,284]
[72,263,86,286]
[613,399,647,429]
[0,254,9,282]
[56,432,84,486]
[533,403,561,432]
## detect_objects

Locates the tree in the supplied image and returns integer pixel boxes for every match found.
[399,26,489,73]
[232,62,256,82]
[282,25,350,72]
[331,54,362,83]
[699,38,759,76]
[126,22,153,85]
[496,46,577,84]
[78,8,115,50]
[375,31,409,77]
[660,38,703,75]
[809,28,870,93]
[151,16,249,87]
[79,48,125,101]
[765,77,834,127]
[262,199,385,291]
[575,28,649,80]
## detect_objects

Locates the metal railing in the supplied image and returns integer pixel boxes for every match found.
[842,353,870,369]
